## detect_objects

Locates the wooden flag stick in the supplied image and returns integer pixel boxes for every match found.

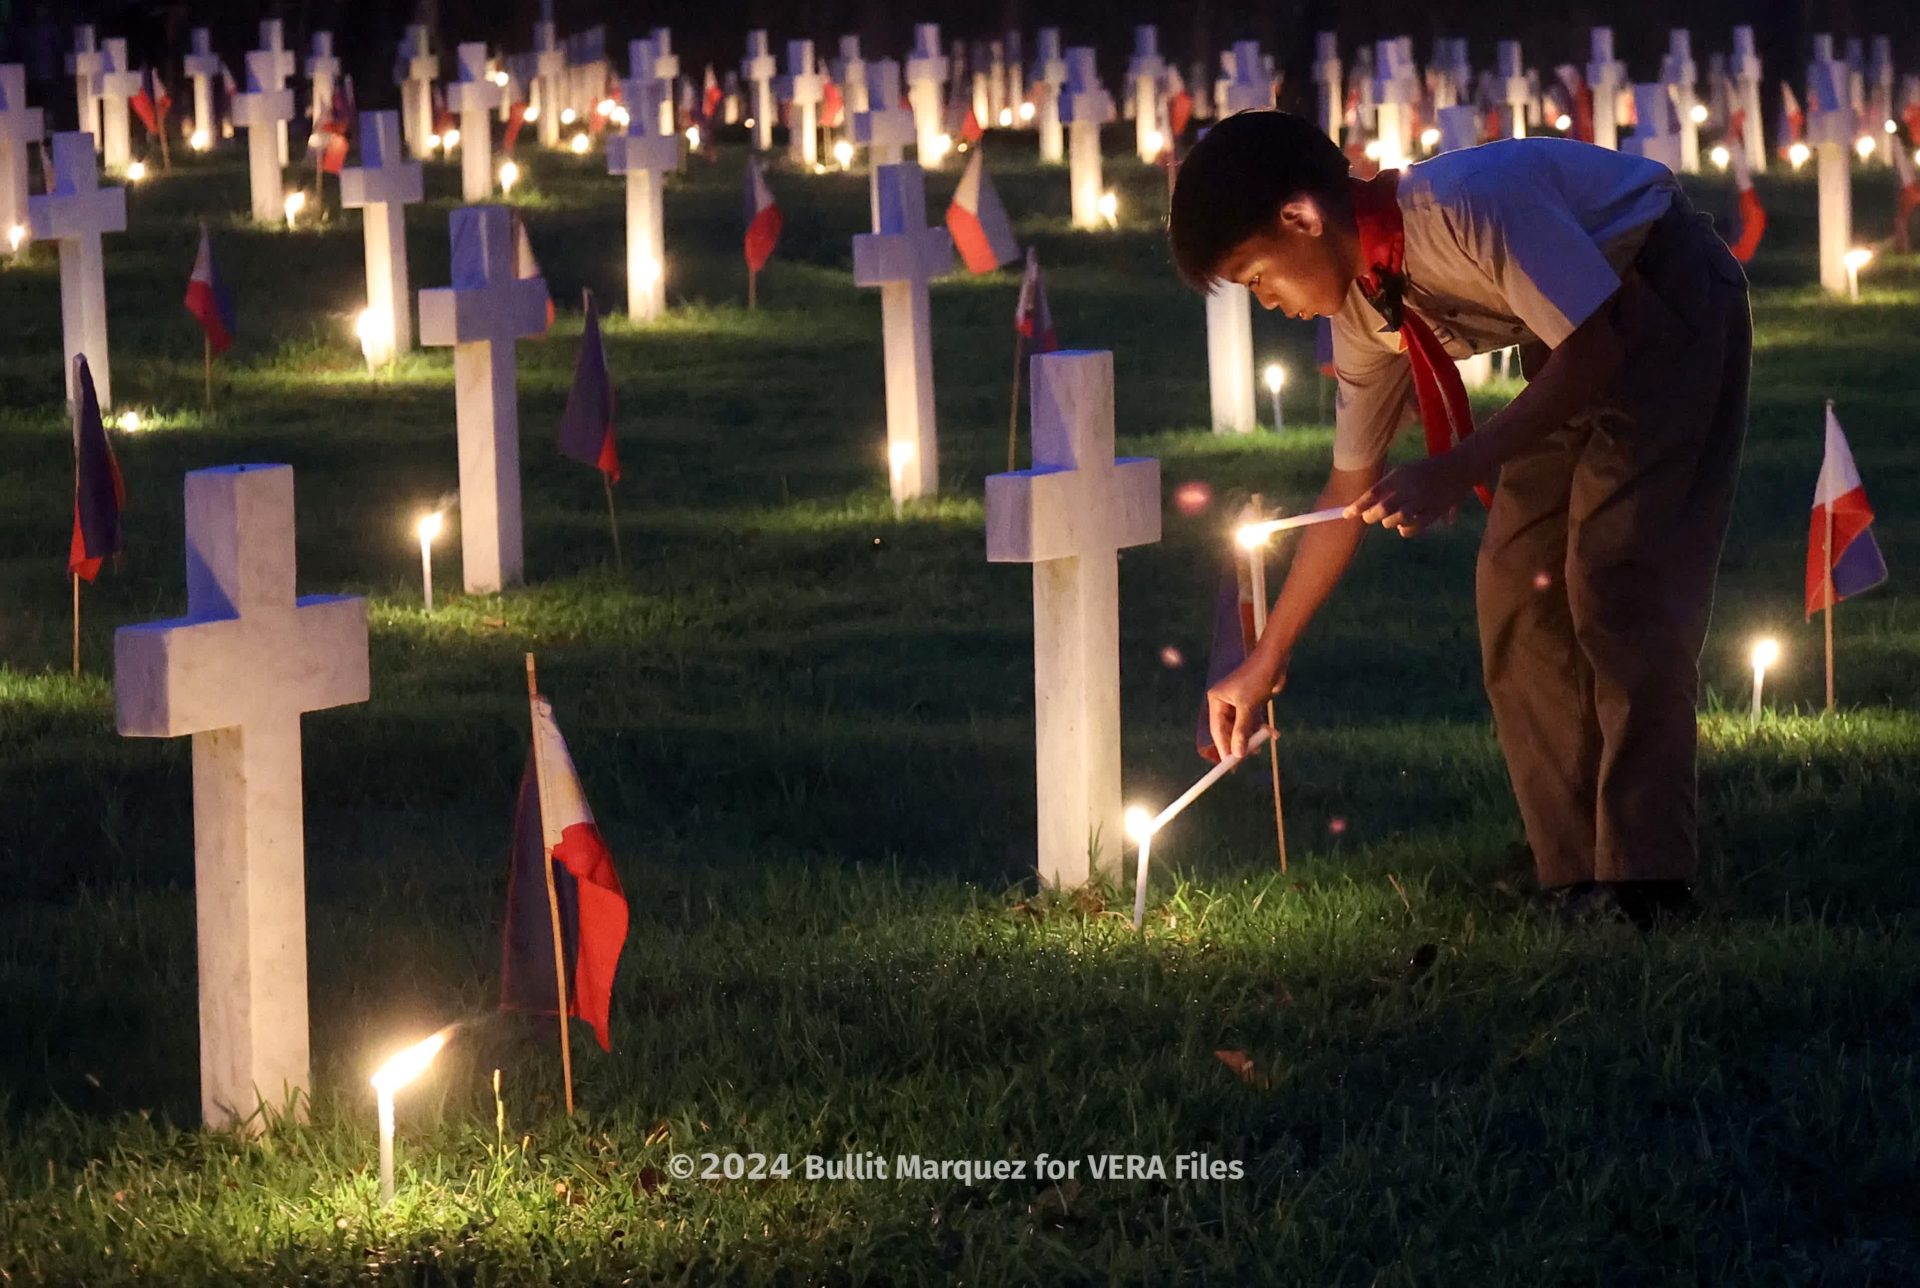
[203,333,213,414]
[1824,501,1836,713]
[71,574,80,676]
[1005,331,1025,472]
[602,472,624,574]
[1245,496,1289,873]
[523,652,576,1117]
[747,266,757,311]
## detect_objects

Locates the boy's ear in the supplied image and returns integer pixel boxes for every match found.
[1276,198,1327,240]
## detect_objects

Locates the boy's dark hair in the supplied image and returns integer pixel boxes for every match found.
[1168,109,1352,292]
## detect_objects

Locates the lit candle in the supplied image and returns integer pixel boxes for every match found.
[1143,128,1165,158]
[354,306,392,373]
[1788,141,1810,170]
[126,160,147,183]
[1554,113,1572,132]
[833,138,854,169]
[568,132,590,155]
[1419,127,1440,150]
[1018,101,1035,123]
[416,511,443,610]
[282,189,306,230]
[498,159,519,194]
[1709,144,1730,170]
[190,128,210,151]
[1098,189,1118,228]
[1689,104,1709,126]
[370,1026,454,1204]
[1126,807,1154,928]
[1263,363,1286,431]
[1128,727,1277,929]
[1750,637,1779,723]
[1844,247,1872,302]
[7,223,25,254]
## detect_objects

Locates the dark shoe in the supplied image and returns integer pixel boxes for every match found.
[1606,881,1696,931]
[1534,881,1601,923]
[1544,882,1632,928]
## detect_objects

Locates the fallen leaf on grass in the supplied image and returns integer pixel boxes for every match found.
[480,616,508,629]
[644,1121,670,1148]
[1213,1049,1269,1088]
[635,1167,662,1198]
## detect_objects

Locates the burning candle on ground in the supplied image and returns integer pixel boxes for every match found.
[370,1024,455,1204]
[1235,507,1350,546]
[416,511,443,610]
[1750,636,1779,723]
[1129,726,1276,928]
[1264,363,1286,431]
[1844,247,1872,302]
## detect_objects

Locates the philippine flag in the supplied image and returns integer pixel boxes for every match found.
[131,68,172,137]
[1727,130,1766,262]
[68,356,125,582]
[1805,403,1888,618]
[501,692,630,1053]
[743,159,782,272]
[1014,247,1057,351]
[513,214,555,333]
[183,226,237,353]
[557,288,619,481]
[1779,83,1805,149]
[702,65,723,123]
[946,150,1018,273]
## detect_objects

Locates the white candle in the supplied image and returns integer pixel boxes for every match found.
[377,1088,397,1202]
[370,1026,453,1204]
[1844,247,1872,302]
[1750,637,1778,723]
[416,511,442,610]
[1264,363,1285,431]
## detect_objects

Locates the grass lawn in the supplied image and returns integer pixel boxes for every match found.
[1,123,1918,1284]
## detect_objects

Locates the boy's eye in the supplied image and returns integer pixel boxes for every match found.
[1246,273,1261,290]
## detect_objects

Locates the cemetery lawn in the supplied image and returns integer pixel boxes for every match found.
[3,133,1920,1285]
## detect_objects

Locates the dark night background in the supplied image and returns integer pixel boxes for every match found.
[4,1,1916,130]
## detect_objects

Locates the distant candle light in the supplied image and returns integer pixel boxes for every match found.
[1688,104,1708,125]
[833,138,854,168]
[1098,189,1118,227]
[498,159,519,193]
[1788,141,1810,170]
[569,131,590,155]
[1554,113,1572,132]
[1709,144,1730,170]
[125,160,146,182]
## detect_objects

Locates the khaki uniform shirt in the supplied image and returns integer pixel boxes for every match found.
[1331,138,1681,470]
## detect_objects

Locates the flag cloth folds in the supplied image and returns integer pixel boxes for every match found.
[558,289,619,481]
[512,214,555,333]
[1014,246,1057,351]
[183,226,237,352]
[501,696,630,1052]
[946,150,1018,273]
[743,159,782,272]
[1195,532,1263,763]
[1806,403,1887,618]
[1726,130,1766,262]
[1893,130,1919,252]
[131,68,173,136]
[68,356,124,581]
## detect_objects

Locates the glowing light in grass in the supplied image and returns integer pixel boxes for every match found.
[596,98,616,118]
[609,106,630,130]
[569,132,590,155]
[1363,139,1383,160]
[282,189,306,229]
[355,306,393,372]
[559,107,577,126]
[8,223,26,253]
[1419,127,1440,149]
[116,410,143,433]
[998,108,1014,127]
[1098,189,1118,228]
[1144,128,1165,157]
[499,160,519,193]
[190,128,210,151]
[1749,637,1779,723]
[371,1025,455,1204]
[685,125,701,149]
[1689,104,1708,125]
[1788,141,1810,170]
[1886,118,1900,135]
[1127,727,1278,928]
[1554,113,1573,132]
[833,138,854,169]
[490,70,511,88]
[1844,246,1872,301]
[523,104,540,123]
[924,132,952,165]
[444,128,462,150]
[1264,363,1286,431]
[415,511,443,610]
[1709,144,1730,170]
[1855,135,1876,162]
[424,132,441,154]
[125,160,146,183]
[1018,101,1035,123]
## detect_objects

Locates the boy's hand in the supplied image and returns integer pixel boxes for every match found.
[1207,655,1288,762]
[1346,451,1477,536]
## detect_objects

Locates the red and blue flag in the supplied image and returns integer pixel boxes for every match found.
[68,356,124,582]
[183,226,237,353]
[557,288,619,481]
[1806,403,1887,617]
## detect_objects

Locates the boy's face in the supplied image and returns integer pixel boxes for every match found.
[1214,197,1357,320]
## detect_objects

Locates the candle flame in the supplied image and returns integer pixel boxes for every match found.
[371,1025,455,1094]
[1787,141,1810,170]
[1125,806,1155,844]
[1750,638,1779,671]
[416,511,443,543]
[499,160,519,192]
[1263,363,1285,394]
[1844,247,1873,272]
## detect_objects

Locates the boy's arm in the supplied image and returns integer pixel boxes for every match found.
[1207,462,1379,760]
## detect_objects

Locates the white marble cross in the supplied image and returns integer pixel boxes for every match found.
[1807,51,1853,295]
[1626,84,1683,172]
[396,25,437,159]
[782,40,825,168]
[1371,39,1419,168]
[418,206,549,593]
[96,39,138,174]
[68,25,103,154]
[340,111,423,363]
[1205,284,1255,434]
[1496,42,1530,137]
[608,88,679,321]
[115,463,370,1131]
[1128,26,1164,161]
[0,65,44,244]
[646,28,679,135]
[533,19,565,147]
[1220,41,1271,115]
[741,30,777,152]
[836,36,870,114]
[1586,28,1624,151]
[853,59,914,166]
[905,23,949,165]
[1033,28,1067,163]
[1435,103,1480,153]
[853,163,952,504]
[1062,48,1113,229]
[307,33,341,135]
[447,43,503,202]
[28,132,126,411]
[254,20,297,165]
[183,29,221,147]
[1312,33,1342,141]
[1661,30,1700,172]
[986,350,1160,888]
[233,51,295,223]
[1729,27,1765,173]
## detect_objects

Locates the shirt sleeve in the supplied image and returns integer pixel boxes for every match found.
[1451,175,1624,348]
[1330,294,1415,472]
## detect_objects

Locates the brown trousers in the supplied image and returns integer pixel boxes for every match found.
[1478,199,1752,889]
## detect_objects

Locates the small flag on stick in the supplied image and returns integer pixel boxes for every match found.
[946,150,1018,273]
[743,159,781,308]
[1807,402,1889,712]
[558,289,623,569]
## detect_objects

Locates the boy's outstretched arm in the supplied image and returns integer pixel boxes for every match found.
[1207,462,1379,760]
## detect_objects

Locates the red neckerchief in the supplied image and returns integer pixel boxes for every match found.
[1350,171,1493,509]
